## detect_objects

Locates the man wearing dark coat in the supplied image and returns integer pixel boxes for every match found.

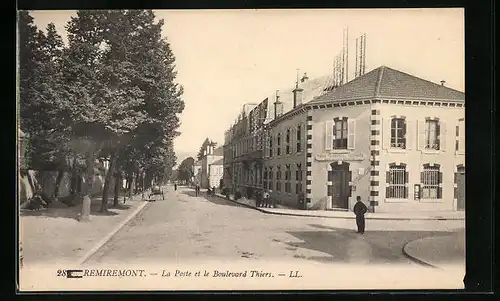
[353,196,368,234]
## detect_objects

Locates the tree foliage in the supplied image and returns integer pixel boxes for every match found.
[196,138,217,161]
[18,10,184,213]
[177,157,195,183]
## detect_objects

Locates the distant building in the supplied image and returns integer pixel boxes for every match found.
[223,75,330,198]
[199,144,223,189]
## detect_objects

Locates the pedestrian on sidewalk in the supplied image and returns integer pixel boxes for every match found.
[174,182,177,191]
[195,184,200,197]
[353,196,368,234]
[262,190,270,208]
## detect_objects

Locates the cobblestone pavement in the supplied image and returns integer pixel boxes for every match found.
[86,186,465,266]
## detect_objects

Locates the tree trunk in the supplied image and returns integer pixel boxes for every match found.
[100,151,118,212]
[129,173,134,198]
[53,169,64,199]
[113,173,121,207]
[79,150,96,222]
[134,172,140,194]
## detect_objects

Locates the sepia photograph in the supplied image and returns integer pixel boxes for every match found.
[17,8,465,291]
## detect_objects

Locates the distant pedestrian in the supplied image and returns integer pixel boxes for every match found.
[174,183,177,191]
[195,184,200,196]
[353,196,368,234]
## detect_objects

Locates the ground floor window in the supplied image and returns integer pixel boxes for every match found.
[421,164,442,199]
[386,163,408,199]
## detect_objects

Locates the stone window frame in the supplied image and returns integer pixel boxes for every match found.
[419,163,444,202]
[385,162,409,202]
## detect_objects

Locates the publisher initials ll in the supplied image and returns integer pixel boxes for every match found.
[289,271,301,278]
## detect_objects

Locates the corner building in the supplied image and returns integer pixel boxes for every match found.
[264,66,465,213]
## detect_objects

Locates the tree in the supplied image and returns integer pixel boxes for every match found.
[197,138,217,161]
[177,157,195,184]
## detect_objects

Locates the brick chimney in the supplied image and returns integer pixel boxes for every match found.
[274,90,283,119]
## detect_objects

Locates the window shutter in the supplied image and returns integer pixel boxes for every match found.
[347,119,356,149]
[439,121,447,151]
[386,186,391,198]
[406,119,415,150]
[418,120,426,150]
[386,171,391,183]
[404,186,408,199]
[437,187,442,199]
[325,121,334,150]
[420,171,424,183]
[405,171,409,183]
[438,171,443,184]
[382,118,391,149]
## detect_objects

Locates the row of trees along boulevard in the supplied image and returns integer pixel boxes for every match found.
[19,10,184,221]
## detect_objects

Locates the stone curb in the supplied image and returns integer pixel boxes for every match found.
[212,192,464,221]
[76,200,150,266]
[402,239,439,269]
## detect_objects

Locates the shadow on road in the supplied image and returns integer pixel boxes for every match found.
[179,190,243,208]
[283,224,454,265]
[20,198,131,220]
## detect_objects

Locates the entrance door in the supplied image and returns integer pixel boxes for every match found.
[329,162,350,209]
[456,166,465,211]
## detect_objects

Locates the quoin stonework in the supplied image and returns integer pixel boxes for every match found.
[223,66,465,213]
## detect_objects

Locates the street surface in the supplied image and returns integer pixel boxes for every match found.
[87,186,465,266]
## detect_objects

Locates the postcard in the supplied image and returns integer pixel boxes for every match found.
[17,8,465,291]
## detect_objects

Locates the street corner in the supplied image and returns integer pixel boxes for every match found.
[402,232,465,269]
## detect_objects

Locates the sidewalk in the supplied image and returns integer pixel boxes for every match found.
[212,191,465,221]
[403,229,465,268]
[20,192,150,267]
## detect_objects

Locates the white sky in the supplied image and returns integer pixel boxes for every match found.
[29,8,464,163]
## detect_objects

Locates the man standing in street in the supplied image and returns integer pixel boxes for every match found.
[195,183,200,197]
[353,196,368,234]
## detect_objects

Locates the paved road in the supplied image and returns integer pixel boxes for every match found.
[86,186,465,266]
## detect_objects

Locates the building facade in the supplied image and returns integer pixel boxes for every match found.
[263,66,465,212]
[223,74,330,198]
[199,144,224,189]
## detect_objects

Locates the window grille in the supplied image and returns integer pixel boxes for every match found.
[390,118,406,148]
[386,164,408,198]
[421,165,442,199]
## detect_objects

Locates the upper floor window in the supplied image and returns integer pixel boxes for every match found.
[286,129,290,154]
[269,136,273,157]
[296,124,302,152]
[421,164,442,199]
[391,118,406,149]
[386,163,408,199]
[425,119,440,150]
[325,117,355,150]
[334,118,348,149]
[277,133,281,156]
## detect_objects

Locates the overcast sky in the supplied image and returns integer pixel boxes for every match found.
[29,8,464,163]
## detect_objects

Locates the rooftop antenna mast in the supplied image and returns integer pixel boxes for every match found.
[355,33,367,78]
[355,37,359,78]
[344,26,349,83]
